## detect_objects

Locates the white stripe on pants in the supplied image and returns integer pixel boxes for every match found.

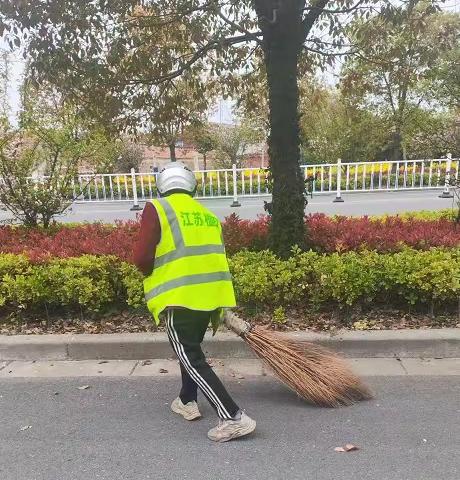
[166,310,233,420]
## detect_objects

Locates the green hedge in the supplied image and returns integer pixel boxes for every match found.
[1,248,459,320]
[230,248,460,312]
[0,254,144,313]
[369,209,457,222]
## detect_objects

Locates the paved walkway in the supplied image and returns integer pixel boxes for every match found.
[1,357,460,378]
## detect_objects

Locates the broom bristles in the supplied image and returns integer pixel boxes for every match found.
[243,326,373,407]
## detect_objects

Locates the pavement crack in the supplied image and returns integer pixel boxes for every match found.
[0,360,12,372]
[396,357,409,374]
[128,361,139,376]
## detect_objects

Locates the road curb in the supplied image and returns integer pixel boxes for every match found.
[1,328,459,361]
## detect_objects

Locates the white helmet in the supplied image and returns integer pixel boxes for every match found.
[156,162,197,196]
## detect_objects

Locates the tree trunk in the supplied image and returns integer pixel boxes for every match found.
[203,153,207,183]
[169,143,177,162]
[389,128,403,162]
[257,1,306,257]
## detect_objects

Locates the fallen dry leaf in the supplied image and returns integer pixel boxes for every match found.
[19,425,32,432]
[159,368,168,374]
[98,361,109,365]
[77,385,90,390]
[142,360,152,366]
[236,374,245,380]
[345,444,359,452]
[335,444,359,453]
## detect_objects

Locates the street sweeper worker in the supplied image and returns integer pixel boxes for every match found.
[133,161,256,442]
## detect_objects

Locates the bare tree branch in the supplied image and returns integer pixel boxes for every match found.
[304,45,355,56]
[302,0,331,40]
[128,33,260,86]
[216,9,263,46]
[307,38,355,48]
[303,0,365,15]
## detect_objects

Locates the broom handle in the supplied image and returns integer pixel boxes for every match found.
[224,311,251,337]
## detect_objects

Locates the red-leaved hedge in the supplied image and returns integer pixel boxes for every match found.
[221,213,460,255]
[305,214,460,254]
[0,222,139,262]
[0,214,459,261]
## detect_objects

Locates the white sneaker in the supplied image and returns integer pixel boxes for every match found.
[171,397,201,421]
[207,412,256,443]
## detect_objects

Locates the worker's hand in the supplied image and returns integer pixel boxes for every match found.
[210,308,224,336]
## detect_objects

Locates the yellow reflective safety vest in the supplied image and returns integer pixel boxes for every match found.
[144,193,236,324]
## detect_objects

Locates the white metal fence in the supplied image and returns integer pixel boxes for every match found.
[71,155,459,208]
[2,156,457,211]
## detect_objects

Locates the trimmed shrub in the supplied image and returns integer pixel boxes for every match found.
[0,248,459,319]
[222,215,269,255]
[228,248,460,312]
[306,214,460,253]
[0,255,144,313]
[370,209,456,221]
[0,221,139,262]
[0,210,458,261]
[226,213,460,254]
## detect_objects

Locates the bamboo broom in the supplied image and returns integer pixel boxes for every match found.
[225,311,373,407]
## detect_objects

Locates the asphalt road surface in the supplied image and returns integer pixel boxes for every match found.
[1,376,459,480]
[0,190,457,224]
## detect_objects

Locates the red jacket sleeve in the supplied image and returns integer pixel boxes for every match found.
[132,202,161,276]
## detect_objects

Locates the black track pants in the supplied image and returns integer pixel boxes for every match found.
[166,308,240,420]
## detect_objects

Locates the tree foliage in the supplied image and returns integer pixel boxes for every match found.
[341,1,460,161]
[427,46,460,110]
[0,121,82,228]
[144,76,214,161]
[212,121,264,168]
[113,141,145,173]
[298,79,387,163]
[403,108,460,159]
[186,120,217,170]
[0,86,119,227]
[0,0,387,256]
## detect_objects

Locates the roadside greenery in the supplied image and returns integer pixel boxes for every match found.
[0,247,459,322]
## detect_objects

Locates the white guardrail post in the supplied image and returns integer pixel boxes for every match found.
[439,153,453,198]
[333,158,344,203]
[130,168,142,211]
[230,163,241,207]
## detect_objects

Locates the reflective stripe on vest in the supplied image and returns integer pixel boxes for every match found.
[153,198,226,268]
[145,271,232,301]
